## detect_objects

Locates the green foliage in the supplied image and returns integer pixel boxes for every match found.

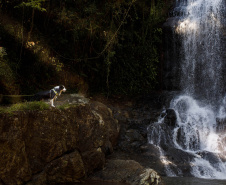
[0,101,50,113]
[15,0,46,11]
[0,59,14,83]
[0,47,7,57]
[0,0,174,95]
[0,47,17,94]
[98,0,167,95]
[0,48,11,79]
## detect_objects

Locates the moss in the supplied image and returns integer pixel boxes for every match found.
[0,101,50,113]
[57,103,78,110]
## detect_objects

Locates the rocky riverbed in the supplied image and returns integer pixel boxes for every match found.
[87,93,171,184]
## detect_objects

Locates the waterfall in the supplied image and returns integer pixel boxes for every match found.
[176,0,225,103]
[148,0,226,179]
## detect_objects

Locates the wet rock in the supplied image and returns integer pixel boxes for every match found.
[176,127,200,150]
[118,129,146,153]
[216,118,226,133]
[164,109,177,127]
[125,129,145,142]
[90,159,162,185]
[196,151,223,171]
[163,148,196,177]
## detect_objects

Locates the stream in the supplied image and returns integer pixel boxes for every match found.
[162,177,226,185]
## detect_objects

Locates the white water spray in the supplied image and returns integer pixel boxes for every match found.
[149,0,226,179]
[171,96,226,179]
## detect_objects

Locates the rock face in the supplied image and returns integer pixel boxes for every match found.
[0,101,119,185]
[162,16,181,91]
[90,94,169,182]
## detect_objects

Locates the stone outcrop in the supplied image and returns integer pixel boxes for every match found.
[0,100,119,185]
[91,159,162,185]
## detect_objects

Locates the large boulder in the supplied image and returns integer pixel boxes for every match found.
[0,100,119,185]
[90,159,162,185]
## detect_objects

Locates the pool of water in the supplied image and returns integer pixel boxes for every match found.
[72,181,129,185]
[62,177,226,185]
[162,177,226,185]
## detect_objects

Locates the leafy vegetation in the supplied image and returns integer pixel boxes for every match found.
[0,0,173,96]
[0,46,18,94]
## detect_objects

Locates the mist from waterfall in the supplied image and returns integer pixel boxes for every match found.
[148,0,226,179]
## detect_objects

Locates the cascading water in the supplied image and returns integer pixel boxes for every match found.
[177,0,225,103]
[148,0,226,179]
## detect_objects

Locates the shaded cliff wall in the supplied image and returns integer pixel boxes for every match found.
[0,101,119,185]
[162,16,181,91]
[162,0,185,91]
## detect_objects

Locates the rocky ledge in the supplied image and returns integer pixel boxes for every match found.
[0,94,163,185]
[0,99,119,185]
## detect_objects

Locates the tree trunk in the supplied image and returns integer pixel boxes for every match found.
[28,8,35,41]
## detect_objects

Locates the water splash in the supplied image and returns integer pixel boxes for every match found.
[148,96,226,179]
[191,157,226,179]
[171,96,226,178]
[148,109,177,176]
[148,0,226,179]
[171,96,217,152]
